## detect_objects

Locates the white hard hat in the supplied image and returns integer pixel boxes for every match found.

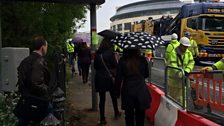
[171,33,178,40]
[179,37,190,47]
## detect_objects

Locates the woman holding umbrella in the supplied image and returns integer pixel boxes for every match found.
[115,49,151,126]
[112,32,164,126]
[94,35,121,125]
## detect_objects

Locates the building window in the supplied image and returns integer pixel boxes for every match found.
[117,24,122,31]
[124,22,131,30]
[112,25,116,31]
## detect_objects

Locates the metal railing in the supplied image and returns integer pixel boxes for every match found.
[165,66,186,109]
[148,57,166,90]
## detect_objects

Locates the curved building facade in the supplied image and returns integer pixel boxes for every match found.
[110,0,188,33]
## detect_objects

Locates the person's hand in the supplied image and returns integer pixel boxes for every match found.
[201,67,213,73]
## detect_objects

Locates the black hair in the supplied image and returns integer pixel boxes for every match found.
[31,36,47,50]
[123,49,141,74]
[99,38,113,50]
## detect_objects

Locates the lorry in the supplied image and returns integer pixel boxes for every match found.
[132,1,224,62]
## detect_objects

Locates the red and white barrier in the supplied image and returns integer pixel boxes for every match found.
[146,83,221,126]
[146,84,164,124]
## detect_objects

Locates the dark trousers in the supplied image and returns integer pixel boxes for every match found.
[99,91,119,121]
[77,60,82,75]
[125,109,145,126]
[80,63,90,83]
[15,103,53,126]
[68,53,75,72]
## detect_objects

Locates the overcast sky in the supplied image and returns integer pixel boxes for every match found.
[78,0,143,32]
[77,0,223,33]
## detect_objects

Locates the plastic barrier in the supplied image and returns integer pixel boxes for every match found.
[175,110,220,126]
[189,71,224,112]
[146,84,165,123]
[154,96,181,126]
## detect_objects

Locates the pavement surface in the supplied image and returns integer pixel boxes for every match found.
[66,70,152,126]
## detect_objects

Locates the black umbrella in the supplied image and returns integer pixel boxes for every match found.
[111,32,165,49]
[98,29,121,39]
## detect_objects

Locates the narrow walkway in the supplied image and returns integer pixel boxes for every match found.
[67,71,151,126]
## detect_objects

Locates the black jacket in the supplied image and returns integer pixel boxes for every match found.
[94,48,117,92]
[18,52,50,99]
[115,56,151,110]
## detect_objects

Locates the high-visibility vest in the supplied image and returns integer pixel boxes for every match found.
[66,42,75,53]
[145,49,152,54]
[114,45,123,53]
[188,39,199,57]
[212,58,224,70]
[165,40,180,61]
[167,49,195,73]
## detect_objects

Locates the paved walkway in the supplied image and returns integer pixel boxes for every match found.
[67,70,151,126]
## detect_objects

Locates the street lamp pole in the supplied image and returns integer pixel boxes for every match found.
[0,2,2,91]
[90,4,98,111]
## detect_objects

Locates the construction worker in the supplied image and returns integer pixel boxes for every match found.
[167,37,195,104]
[66,41,75,74]
[145,49,153,59]
[164,33,180,61]
[185,32,199,58]
[202,58,224,71]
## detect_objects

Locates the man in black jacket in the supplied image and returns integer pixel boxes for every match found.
[15,36,51,126]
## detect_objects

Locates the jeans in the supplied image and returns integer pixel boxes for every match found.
[16,103,53,126]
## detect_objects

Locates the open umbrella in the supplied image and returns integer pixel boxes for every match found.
[98,29,121,39]
[71,37,83,43]
[111,32,165,49]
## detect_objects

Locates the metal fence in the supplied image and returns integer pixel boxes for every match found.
[165,66,186,109]
[149,57,166,90]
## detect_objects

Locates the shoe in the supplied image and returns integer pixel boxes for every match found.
[114,112,121,120]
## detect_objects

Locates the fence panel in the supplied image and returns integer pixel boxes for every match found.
[149,57,166,90]
[187,71,224,125]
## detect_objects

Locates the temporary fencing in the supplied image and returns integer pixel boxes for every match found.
[187,70,224,124]
[148,57,166,90]
[146,64,222,126]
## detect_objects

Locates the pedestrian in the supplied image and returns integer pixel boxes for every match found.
[66,40,75,75]
[164,33,180,61]
[94,38,121,125]
[14,36,52,126]
[75,41,83,76]
[184,32,199,58]
[166,36,195,103]
[115,49,152,126]
[77,42,91,83]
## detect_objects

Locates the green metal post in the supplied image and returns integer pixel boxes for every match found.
[90,4,98,111]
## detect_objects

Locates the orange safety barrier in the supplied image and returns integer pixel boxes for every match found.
[189,73,224,112]
[146,83,165,124]
[175,110,220,126]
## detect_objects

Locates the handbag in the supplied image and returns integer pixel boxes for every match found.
[100,54,115,83]
[13,95,49,122]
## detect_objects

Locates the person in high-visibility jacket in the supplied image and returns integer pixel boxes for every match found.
[164,33,180,61]
[202,58,224,71]
[66,41,75,73]
[145,49,153,59]
[166,37,195,104]
[114,45,123,53]
[185,32,199,58]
